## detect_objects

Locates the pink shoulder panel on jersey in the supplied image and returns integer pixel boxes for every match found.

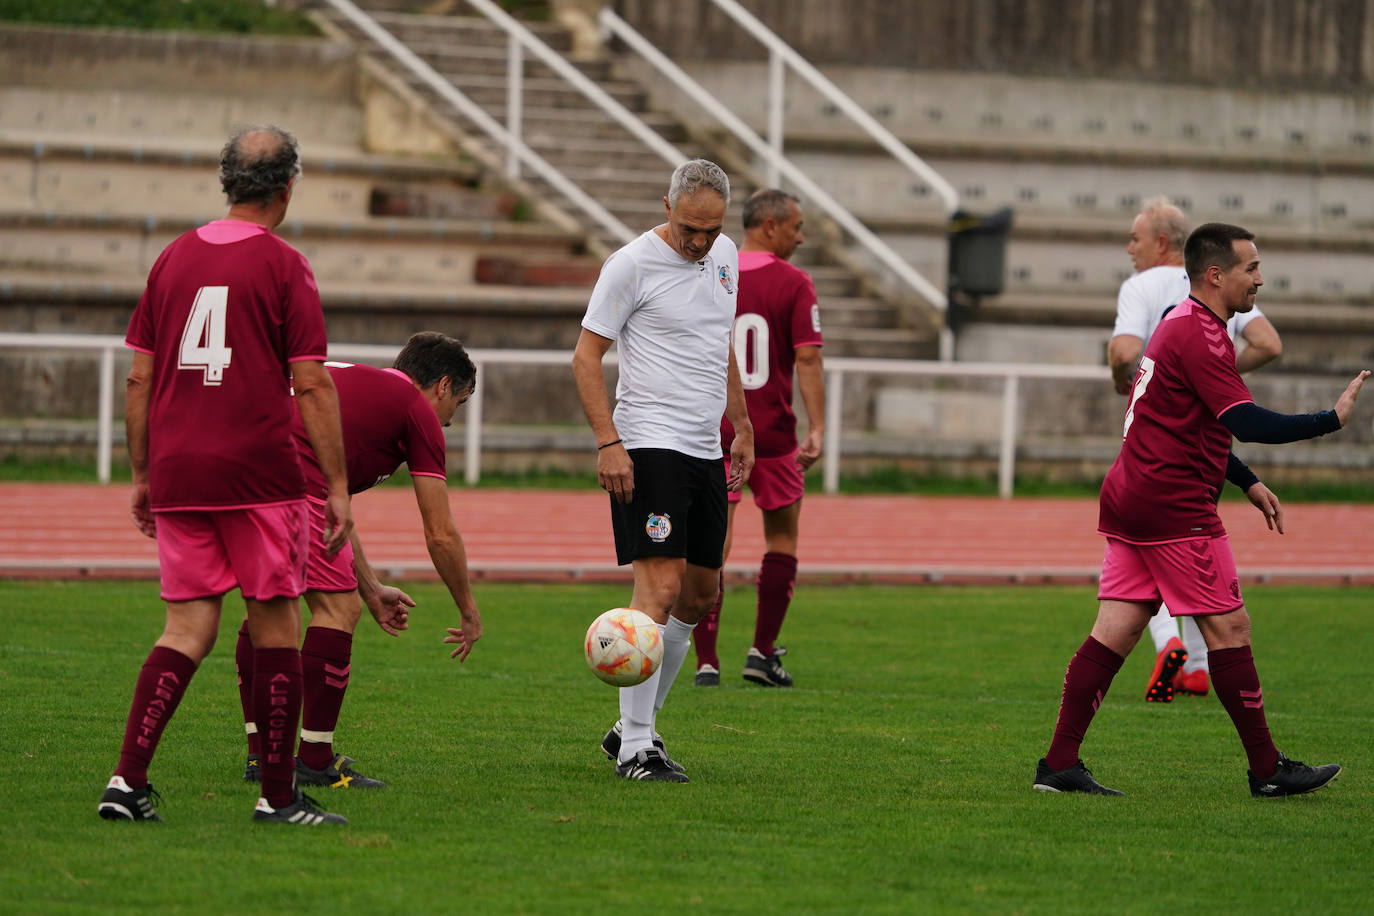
[195,220,267,245]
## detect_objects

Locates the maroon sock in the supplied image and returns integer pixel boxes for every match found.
[253,647,302,808]
[1045,637,1124,771]
[1209,645,1280,777]
[692,569,724,669]
[233,620,259,757]
[298,626,353,770]
[752,552,797,657]
[114,646,198,787]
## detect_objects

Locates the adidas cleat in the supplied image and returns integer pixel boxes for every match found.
[97,776,164,822]
[1249,753,1341,798]
[694,664,720,687]
[295,754,386,789]
[615,747,689,783]
[253,788,348,825]
[601,721,685,774]
[742,647,792,687]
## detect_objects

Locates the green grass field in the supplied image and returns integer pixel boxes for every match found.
[2,580,1371,914]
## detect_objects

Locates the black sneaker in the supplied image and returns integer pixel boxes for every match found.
[1032,758,1124,796]
[97,776,164,822]
[615,747,689,783]
[1248,753,1341,798]
[252,788,348,825]
[601,721,685,775]
[243,754,260,783]
[694,664,720,686]
[295,754,386,789]
[742,648,792,687]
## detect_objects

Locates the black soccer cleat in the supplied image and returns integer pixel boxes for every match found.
[97,776,164,822]
[742,647,792,687]
[1248,753,1341,798]
[253,788,348,825]
[694,664,720,687]
[601,721,685,774]
[615,747,689,783]
[1033,758,1124,796]
[243,753,260,783]
[295,754,386,789]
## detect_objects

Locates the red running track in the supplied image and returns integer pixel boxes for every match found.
[1,482,1370,585]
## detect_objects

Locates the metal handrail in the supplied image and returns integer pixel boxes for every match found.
[321,0,636,242]
[706,0,960,215]
[599,9,948,314]
[0,331,1117,498]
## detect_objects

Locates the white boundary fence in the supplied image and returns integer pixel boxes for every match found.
[0,332,1109,497]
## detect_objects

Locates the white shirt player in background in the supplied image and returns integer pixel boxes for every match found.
[1107,196,1283,703]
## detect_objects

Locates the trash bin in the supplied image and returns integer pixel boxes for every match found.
[947,207,1013,298]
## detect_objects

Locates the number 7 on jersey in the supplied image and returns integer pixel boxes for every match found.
[178,286,233,385]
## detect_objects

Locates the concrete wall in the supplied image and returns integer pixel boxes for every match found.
[613,0,1374,90]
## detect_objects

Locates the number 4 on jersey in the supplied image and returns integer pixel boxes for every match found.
[178,286,233,385]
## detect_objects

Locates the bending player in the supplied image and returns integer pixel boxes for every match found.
[236,332,483,790]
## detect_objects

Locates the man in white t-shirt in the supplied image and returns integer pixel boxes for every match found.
[1108,196,1282,702]
[572,159,755,782]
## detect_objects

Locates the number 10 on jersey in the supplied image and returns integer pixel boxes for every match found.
[178,286,233,385]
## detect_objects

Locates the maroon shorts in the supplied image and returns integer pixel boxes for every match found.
[724,450,804,510]
[1098,534,1243,616]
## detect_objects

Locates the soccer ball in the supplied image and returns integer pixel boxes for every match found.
[584,608,662,687]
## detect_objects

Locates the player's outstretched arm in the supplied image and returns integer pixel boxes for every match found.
[1334,369,1371,427]
[293,359,354,554]
[413,475,481,661]
[351,531,413,636]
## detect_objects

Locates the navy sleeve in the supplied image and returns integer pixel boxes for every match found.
[1226,451,1259,492]
[1220,402,1340,444]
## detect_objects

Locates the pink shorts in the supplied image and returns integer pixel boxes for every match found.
[155,502,309,602]
[304,496,357,593]
[724,451,804,510]
[1098,535,1243,616]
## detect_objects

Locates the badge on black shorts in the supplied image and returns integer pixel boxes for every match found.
[645,513,672,542]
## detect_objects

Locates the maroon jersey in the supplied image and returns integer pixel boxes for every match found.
[1099,297,1254,543]
[293,363,448,497]
[125,220,328,510]
[721,250,824,458]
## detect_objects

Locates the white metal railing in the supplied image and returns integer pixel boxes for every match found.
[321,0,638,242]
[704,0,960,216]
[599,8,951,317]
[0,332,1114,498]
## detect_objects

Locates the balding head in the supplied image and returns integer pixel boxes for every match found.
[219,125,301,206]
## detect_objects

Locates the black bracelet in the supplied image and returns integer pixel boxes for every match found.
[597,439,622,450]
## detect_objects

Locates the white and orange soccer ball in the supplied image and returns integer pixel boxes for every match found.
[584,608,662,687]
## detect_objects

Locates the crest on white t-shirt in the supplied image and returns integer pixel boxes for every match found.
[718,265,735,294]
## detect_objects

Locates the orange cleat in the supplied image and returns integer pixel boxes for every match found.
[1175,668,1210,696]
[1145,637,1187,702]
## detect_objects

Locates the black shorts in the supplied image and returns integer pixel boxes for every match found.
[609,448,727,568]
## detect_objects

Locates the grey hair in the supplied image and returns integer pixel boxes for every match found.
[219,125,302,206]
[1138,194,1189,253]
[743,188,800,230]
[667,158,730,208]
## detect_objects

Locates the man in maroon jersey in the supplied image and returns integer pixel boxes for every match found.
[1033,222,1369,797]
[234,332,483,789]
[98,125,354,825]
[691,189,824,688]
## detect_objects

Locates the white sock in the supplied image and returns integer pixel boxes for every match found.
[653,617,696,717]
[618,662,662,763]
[1146,604,1179,654]
[1179,614,1208,673]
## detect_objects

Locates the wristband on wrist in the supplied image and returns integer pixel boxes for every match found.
[597,438,622,450]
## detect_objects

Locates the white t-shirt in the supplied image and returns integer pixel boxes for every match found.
[1114,263,1263,344]
[581,229,739,459]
